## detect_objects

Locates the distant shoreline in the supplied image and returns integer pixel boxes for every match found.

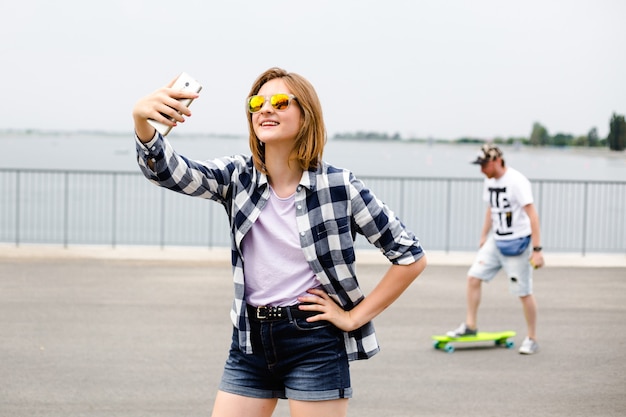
[0,129,246,139]
[1,129,623,155]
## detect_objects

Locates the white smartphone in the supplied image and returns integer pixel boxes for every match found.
[147,72,203,136]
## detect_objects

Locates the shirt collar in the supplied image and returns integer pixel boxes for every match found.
[299,166,320,192]
[254,164,319,192]
[252,162,269,190]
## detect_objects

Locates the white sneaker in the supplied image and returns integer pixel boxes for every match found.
[519,337,539,354]
[446,323,478,338]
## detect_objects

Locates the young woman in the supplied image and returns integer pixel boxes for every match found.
[132,67,427,417]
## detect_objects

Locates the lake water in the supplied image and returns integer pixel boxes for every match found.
[1,132,625,181]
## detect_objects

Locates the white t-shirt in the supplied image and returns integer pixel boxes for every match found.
[241,187,320,307]
[482,167,534,240]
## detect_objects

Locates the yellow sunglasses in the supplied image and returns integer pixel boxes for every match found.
[247,94,297,113]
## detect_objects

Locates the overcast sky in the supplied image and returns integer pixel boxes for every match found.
[2,0,624,139]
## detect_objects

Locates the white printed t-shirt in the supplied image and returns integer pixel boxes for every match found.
[483,167,534,240]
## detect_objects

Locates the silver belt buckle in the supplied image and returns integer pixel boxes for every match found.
[256,306,268,320]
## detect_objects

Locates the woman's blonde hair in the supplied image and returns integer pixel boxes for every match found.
[246,67,326,174]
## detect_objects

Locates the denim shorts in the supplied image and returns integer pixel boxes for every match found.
[218,316,352,401]
[467,235,533,296]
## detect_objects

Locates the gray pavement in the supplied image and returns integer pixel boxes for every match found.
[1,253,625,416]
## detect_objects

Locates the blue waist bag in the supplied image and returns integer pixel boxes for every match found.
[495,235,531,256]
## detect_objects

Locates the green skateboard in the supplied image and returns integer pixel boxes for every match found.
[432,330,516,353]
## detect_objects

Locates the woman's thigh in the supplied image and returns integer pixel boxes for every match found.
[289,398,349,417]
[211,390,278,417]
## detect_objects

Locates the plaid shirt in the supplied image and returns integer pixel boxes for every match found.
[136,133,424,360]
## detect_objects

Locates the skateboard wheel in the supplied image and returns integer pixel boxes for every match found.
[505,340,515,349]
[444,344,455,353]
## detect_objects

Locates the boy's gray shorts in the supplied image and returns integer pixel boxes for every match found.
[467,235,533,296]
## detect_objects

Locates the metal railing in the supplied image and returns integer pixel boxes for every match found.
[1,169,625,255]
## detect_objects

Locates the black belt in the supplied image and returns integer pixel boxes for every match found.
[247,304,319,321]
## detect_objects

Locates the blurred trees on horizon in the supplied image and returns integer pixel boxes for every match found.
[333,112,625,152]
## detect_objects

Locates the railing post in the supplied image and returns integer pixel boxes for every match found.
[112,173,117,249]
[64,172,69,248]
[160,187,166,249]
[15,171,20,247]
[445,178,451,253]
[582,182,588,256]
[400,178,406,222]
[537,180,544,223]
[207,205,213,249]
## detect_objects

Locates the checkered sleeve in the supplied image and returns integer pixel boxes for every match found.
[136,132,246,208]
[349,172,424,265]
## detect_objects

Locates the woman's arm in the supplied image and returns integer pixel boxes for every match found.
[300,256,427,332]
